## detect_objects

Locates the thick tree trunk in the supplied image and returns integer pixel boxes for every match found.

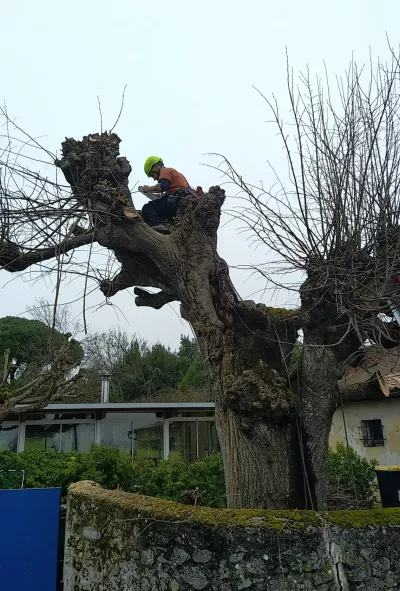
[171,229,303,507]
[201,328,303,509]
[297,347,337,510]
[200,326,304,509]
[216,406,302,508]
[298,285,362,510]
[186,313,303,508]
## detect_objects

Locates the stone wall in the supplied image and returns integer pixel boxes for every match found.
[65,482,400,591]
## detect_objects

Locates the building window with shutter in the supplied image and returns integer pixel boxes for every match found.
[361,419,385,447]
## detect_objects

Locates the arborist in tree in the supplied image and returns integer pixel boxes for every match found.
[140,156,194,234]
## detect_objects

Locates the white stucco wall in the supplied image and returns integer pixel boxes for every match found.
[330,398,400,466]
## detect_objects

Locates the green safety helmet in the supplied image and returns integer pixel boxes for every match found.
[144,156,163,177]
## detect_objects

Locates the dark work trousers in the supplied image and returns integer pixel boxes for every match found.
[142,195,179,226]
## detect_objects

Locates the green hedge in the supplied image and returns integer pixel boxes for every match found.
[0,446,226,507]
[0,444,377,510]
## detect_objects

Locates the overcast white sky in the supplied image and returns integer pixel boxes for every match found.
[1,0,399,348]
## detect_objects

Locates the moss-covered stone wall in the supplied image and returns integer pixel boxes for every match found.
[64,481,400,591]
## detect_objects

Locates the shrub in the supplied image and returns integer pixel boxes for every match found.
[0,446,134,496]
[129,454,226,507]
[185,453,226,506]
[0,450,25,489]
[0,447,226,506]
[327,443,378,509]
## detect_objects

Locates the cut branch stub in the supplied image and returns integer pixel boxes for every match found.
[55,133,133,212]
[134,287,176,309]
[193,186,226,239]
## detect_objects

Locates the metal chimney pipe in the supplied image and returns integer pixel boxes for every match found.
[101,373,111,403]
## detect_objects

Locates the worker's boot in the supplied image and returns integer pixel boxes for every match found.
[151,224,170,235]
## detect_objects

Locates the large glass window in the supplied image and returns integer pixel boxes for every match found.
[0,425,19,452]
[99,412,163,458]
[101,422,133,454]
[169,420,219,462]
[99,413,133,454]
[169,421,198,463]
[198,421,220,458]
[61,424,95,453]
[25,424,60,451]
[133,414,163,459]
[25,421,95,452]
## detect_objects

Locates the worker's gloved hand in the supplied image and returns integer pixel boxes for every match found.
[141,185,151,192]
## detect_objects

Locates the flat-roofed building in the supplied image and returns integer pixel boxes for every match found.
[0,402,219,462]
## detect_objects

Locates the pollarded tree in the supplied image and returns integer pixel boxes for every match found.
[1,50,400,509]
[0,316,83,379]
[0,316,84,420]
[0,337,83,424]
[0,313,84,422]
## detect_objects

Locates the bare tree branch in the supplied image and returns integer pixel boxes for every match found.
[0,232,94,272]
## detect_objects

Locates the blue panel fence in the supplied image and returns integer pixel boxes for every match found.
[0,488,61,591]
